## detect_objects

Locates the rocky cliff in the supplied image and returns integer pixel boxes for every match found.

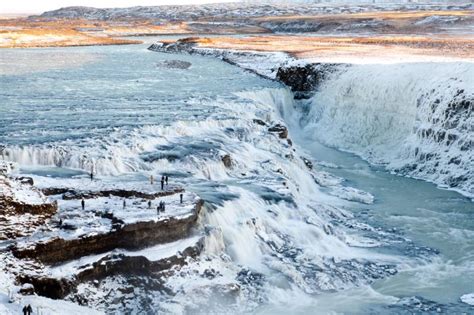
[0,173,206,305]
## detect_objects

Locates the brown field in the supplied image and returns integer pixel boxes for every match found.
[0,28,141,48]
[255,10,473,22]
[0,9,473,52]
[0,18,266,48]
[168,34,474,62]
[0,19,192,48]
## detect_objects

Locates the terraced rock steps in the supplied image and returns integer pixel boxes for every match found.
[0,174,58,240]
[0,173,204,300]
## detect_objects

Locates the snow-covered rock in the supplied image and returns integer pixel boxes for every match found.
[460,293,474,306]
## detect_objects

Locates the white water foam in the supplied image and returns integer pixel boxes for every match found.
[298,62,473,197]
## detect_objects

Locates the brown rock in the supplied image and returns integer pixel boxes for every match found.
[221,154,232,168]
[13,200,204,265]
[253,119,267,126]
[268,124,288,139]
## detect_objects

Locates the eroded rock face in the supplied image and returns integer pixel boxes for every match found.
[13,200,204,264]
[42,187,183,200]
[7,180,205,301]
[0,176,57,216]
[17,240,204,300]
[221,154,232,168]
[3,200,58,216]
[268,124,288,139]
[0,176,58,239]
[149,40,196,54]
[276,63,342,99]
[15,176,34,185]
[78,242,202,282]
[18,276,74,300]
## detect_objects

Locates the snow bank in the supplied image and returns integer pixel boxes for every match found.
[0,293,103,315]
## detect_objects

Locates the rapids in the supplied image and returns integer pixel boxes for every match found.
[1,42,473,313]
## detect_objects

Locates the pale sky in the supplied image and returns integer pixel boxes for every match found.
[0,0,237,14]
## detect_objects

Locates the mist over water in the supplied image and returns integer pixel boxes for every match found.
[1,43,473,313]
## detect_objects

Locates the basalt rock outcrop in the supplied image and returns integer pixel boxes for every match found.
[2,172,206,307]
[0,175,58,239]
[12,199,203,264]
[221,154,232,168]
[42,187,184,200]
[0,176,57,216]
[149,39,345,100]
[149,40,196,54]
[268,124,288,139]
[18,239,204,299]
[275,63,343,99]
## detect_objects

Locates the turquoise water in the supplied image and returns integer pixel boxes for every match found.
[1,42,473,313]
[292,136,474,313]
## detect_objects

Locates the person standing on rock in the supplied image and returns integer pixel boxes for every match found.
[180,193,183,204]
[165,175,169,185]
[148,200,152,209]
[21,304,33,315]
[161,177,165,190]
[123,199,126,209]
[161,201,166,212]
[90,171,94,181]
[81,198,85,210]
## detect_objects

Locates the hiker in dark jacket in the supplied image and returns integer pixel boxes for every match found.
[81,198,85,210]
[165,175,169,185]
[161,177,164,190]
[148,200,152,209]
[180,193,183,204]
[26,305,32,315]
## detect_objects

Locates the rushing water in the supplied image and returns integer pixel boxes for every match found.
[1,42,473,314]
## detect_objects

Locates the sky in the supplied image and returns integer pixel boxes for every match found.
[0,0,236,14]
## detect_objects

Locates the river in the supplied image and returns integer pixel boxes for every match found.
[0,41,472,314]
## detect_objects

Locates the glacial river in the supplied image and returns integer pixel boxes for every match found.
[1,42,473,314]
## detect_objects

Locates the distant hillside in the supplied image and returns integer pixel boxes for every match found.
[37,2,473,21]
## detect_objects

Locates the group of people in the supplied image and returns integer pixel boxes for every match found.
[78,174,184,214]
[157,200,166,213]
[90,171,170,189]
[22,305,32,315]
[150,175,169,190]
